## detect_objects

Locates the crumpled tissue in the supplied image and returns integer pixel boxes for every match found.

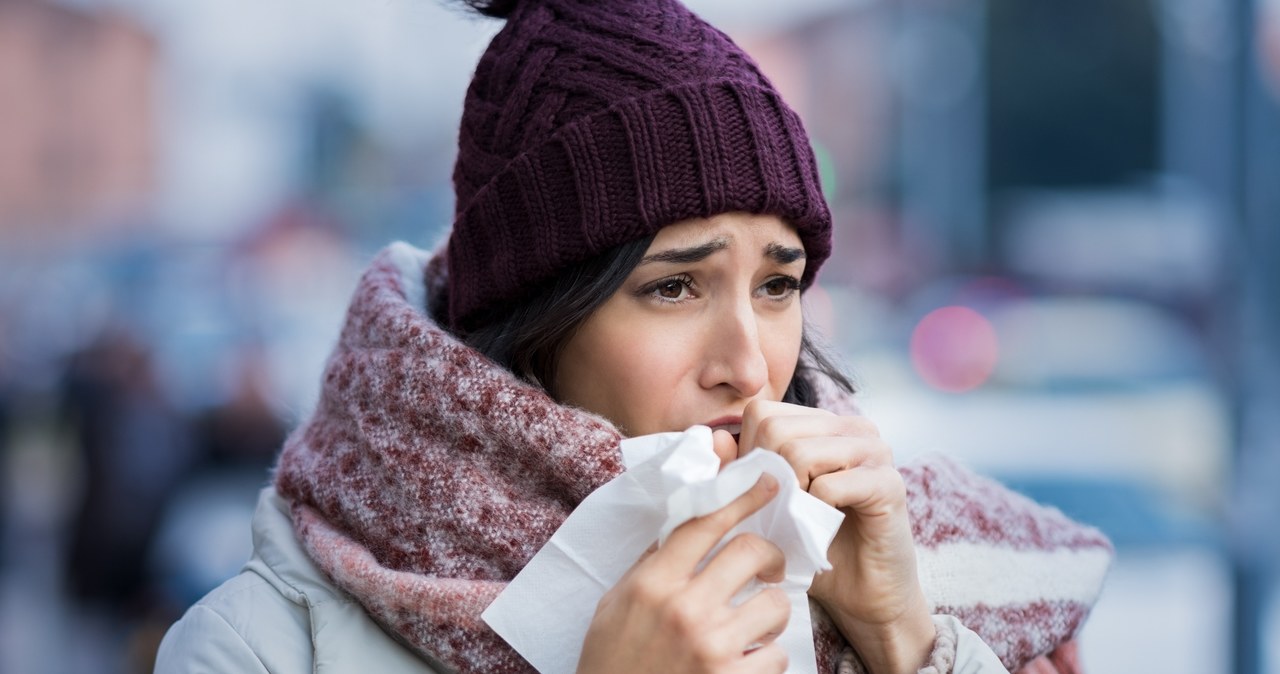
[482,425,845,674]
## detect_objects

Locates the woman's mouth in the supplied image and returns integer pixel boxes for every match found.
[705,417,742,444]
[716,424,742,438]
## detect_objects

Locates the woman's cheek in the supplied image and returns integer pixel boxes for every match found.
[764,321,802,398]
[618,343,686,432]
[572,320,660,435]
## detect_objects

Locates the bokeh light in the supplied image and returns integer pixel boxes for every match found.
[909,305,999,392]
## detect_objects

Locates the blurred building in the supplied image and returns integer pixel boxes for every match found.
[0,0,156,245]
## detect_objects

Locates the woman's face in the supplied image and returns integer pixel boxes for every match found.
[556,212,805,446]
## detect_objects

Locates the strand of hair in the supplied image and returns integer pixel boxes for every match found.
[459,0,520,19]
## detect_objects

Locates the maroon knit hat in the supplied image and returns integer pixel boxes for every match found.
[446,0,832,330]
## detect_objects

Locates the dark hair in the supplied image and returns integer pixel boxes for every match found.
[459,0,519,19]
[454,236,856,407]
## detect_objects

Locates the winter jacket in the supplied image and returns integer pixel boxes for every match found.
[154,488,443,673]
[154,487,1010,673]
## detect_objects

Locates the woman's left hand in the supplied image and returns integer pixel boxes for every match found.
[725,400,935,674]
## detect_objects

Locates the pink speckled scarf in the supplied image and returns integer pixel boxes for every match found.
[274,243,1112,673]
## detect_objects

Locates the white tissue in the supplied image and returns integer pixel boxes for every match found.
[481,426,845,674]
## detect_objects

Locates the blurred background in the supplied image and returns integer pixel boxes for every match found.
[0,0,1277,671]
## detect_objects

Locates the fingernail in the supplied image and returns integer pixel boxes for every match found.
[757,472,778,493]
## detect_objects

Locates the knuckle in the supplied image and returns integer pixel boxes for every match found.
[594,586,617,613]
[664,599,703,638]
[839,414,880,437]
[728,532,775,560]
[885,468,908,500]
[808,475,833,503]
[871,439,896,465]
[754,415,780,447]
[775,438,803,463]
[769,646,790,672]
[761,587,791,615]
[621,572,665,607]
[745,643,788,673]
[693,638,733,668]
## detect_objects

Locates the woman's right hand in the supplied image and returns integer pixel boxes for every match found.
[577,473,791,674]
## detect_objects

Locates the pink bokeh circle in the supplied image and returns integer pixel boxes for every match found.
[909,305,999,392]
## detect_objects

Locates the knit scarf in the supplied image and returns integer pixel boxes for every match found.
[275,243,1112,674]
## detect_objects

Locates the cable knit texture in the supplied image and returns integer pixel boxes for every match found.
[920,617,960,674]
[446,0,831,330]
[833,617,958,674]
[274,244,1113,674]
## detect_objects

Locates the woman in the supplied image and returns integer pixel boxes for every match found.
[156,0,1110,672]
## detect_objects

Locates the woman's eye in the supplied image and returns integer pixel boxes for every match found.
[762,276,800,298]
[639,275,695,302]
[656,279,687,299]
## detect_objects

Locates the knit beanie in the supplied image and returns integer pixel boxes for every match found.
[446,0,832,331]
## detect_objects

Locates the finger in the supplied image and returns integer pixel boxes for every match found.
[712,428,739,469]
[774,435,891,490]
[738,640,788,673]
[610,540,661,593]
[738,399,812,457]
[808,465,906,516]
[723,586,790,652]
[752,413,879,454]
[657,473,779,575]
[1015,656,1058,674]
[633,541,660,566]
[1047,639,1081,674]
[739,403,877,459]
[693,533,786,602]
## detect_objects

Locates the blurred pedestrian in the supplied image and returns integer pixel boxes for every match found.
[192,344,286,473]
[0,328,11,565]
[59,326,195,614]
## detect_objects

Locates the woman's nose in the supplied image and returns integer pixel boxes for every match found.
[698,299,769,397]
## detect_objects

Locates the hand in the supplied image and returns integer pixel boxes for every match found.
[1017,640,1081,674]
[577,474,792,674]
[728,400,934,674]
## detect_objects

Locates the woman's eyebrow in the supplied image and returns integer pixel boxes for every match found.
[639,238,729,265]
[765,243,806,265]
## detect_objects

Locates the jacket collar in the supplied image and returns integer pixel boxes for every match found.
[248,488,449,673]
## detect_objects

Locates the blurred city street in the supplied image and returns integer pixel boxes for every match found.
[2,0,1280,672]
